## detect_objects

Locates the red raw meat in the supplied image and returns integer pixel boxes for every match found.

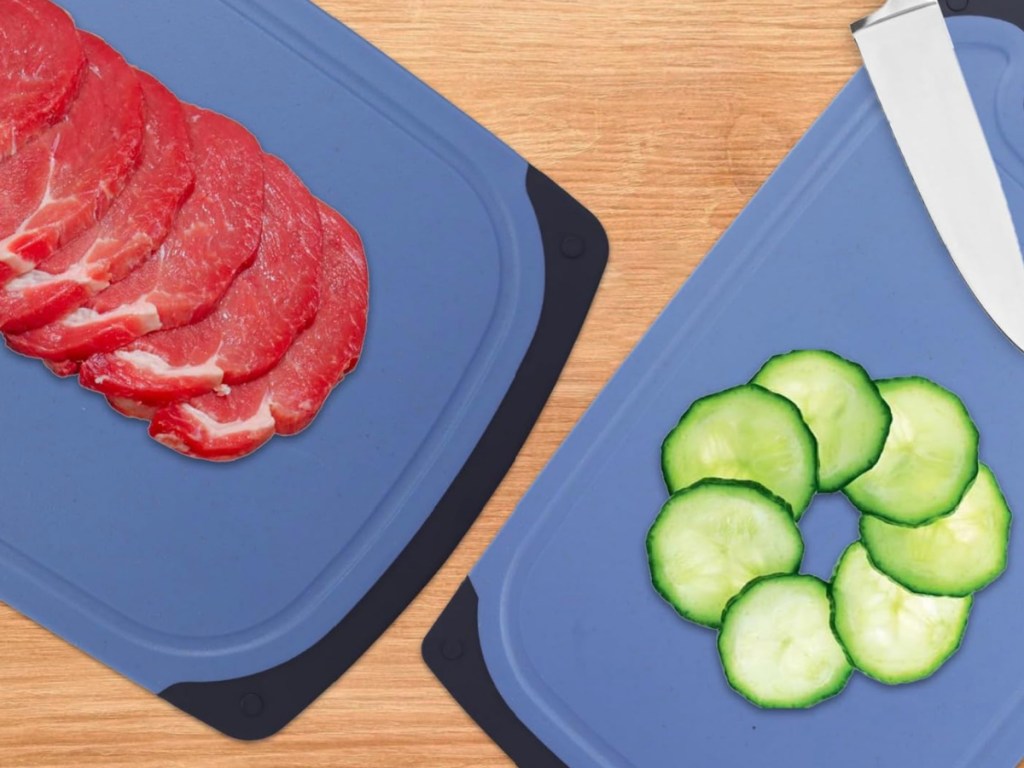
[149,204,369,461]
[0,33,144,285]
[79,154,322,403]
[44,359,78,378]
[0,72,193,334]
[8,106,264,362]
[107,396,159,421]
[0,0,84,160]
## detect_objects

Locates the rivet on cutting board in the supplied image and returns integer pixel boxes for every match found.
[240,693,265,717]
[946,0,968,11]
[441,639,464,661]
[560,235,586,259]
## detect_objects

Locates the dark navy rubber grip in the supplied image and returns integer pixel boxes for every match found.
[942,0,1024,28]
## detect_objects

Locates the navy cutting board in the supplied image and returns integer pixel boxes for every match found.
[0,0,606,740]
[425,5,1024,767]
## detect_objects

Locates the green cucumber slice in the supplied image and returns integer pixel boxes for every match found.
[661,385,818,519]
[751,350,891,492]
[843,378,979,526]
[718,574,852,709]
[830,543,971,684]
[647,480,804,628]
[861,465,1011,597]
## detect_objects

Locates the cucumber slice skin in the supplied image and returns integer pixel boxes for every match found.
[647,479,804,629]
[718,574,852,709]
[661,384,819,520]
[830,543,972,685]
[860,465,1011,597]
[843,377,980,527]
[752,350,892,493]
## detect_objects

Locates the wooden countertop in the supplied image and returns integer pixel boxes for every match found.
[0,0,899,765]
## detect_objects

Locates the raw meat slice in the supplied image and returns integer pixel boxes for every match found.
[0,0,84,160]
[8,106,264,362]
[79,154,322,403]
[0,73,193,334]
[44,359,78,378]
[108,396,158,421]
[152,384,275,461]
[0,33,144,285]
[149,205,368,461]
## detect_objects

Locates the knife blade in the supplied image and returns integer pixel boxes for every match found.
[854,0,1024,351]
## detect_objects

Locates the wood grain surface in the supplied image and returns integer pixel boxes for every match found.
[0,0,954,765]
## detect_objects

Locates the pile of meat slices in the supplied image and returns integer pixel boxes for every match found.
[0,0,369,462]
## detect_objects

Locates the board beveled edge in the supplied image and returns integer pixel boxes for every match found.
[158,166,608,740]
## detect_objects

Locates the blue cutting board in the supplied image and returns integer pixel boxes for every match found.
[0,0,606,740]
[426,7,1024,768]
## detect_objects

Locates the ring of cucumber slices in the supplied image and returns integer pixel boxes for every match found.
[648,350,1011,710]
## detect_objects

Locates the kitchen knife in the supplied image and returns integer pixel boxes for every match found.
[854,0,1024,351]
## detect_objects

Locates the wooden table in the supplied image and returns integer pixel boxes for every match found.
[0,0,909,765]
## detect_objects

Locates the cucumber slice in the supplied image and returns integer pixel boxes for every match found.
[843,378,979,526]
[662,385,818,519]
[751,350,891,492]
[718,574,852,709]
[831,543,971,684]
[861,465,1011,597]
[647,480,804,628]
